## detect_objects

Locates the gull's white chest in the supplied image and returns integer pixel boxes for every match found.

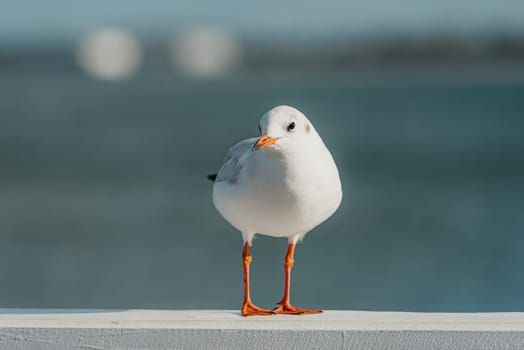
[213,142,342,239]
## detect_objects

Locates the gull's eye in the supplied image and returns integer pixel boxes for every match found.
[258,125,261,134]
[287,122,296,132]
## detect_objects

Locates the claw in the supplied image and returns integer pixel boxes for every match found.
[241,301,275,317]
[272,302,322,315]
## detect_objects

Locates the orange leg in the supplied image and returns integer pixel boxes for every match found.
[241,243,274,317]
[273,243,322,315]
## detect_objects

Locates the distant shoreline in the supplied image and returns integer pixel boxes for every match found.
[1,36,524,71]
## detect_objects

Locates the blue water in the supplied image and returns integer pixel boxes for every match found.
[1,66,524,311]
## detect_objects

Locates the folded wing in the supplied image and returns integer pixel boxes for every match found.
[215,137,258,184]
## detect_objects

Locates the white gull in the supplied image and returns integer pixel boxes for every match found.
[211,105,342,316]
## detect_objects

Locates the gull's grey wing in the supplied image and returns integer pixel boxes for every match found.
[215,137,257,184]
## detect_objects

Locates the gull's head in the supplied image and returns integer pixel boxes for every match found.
[253,105,315,152]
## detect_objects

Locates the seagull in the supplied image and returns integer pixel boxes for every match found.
[209,105,342,316]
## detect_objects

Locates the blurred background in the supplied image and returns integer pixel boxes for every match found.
[1,0,524,312]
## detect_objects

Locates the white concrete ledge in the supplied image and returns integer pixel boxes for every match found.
[1,309,524,349]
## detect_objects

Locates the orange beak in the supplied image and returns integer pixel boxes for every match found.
[253,134,279,152]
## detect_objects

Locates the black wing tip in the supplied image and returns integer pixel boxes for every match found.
[207,173,217,182]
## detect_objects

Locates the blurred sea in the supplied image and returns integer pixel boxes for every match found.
[1,64,524,311]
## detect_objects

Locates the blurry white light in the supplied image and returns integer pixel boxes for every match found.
[77,28,142,80]
[170,26,242,78]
